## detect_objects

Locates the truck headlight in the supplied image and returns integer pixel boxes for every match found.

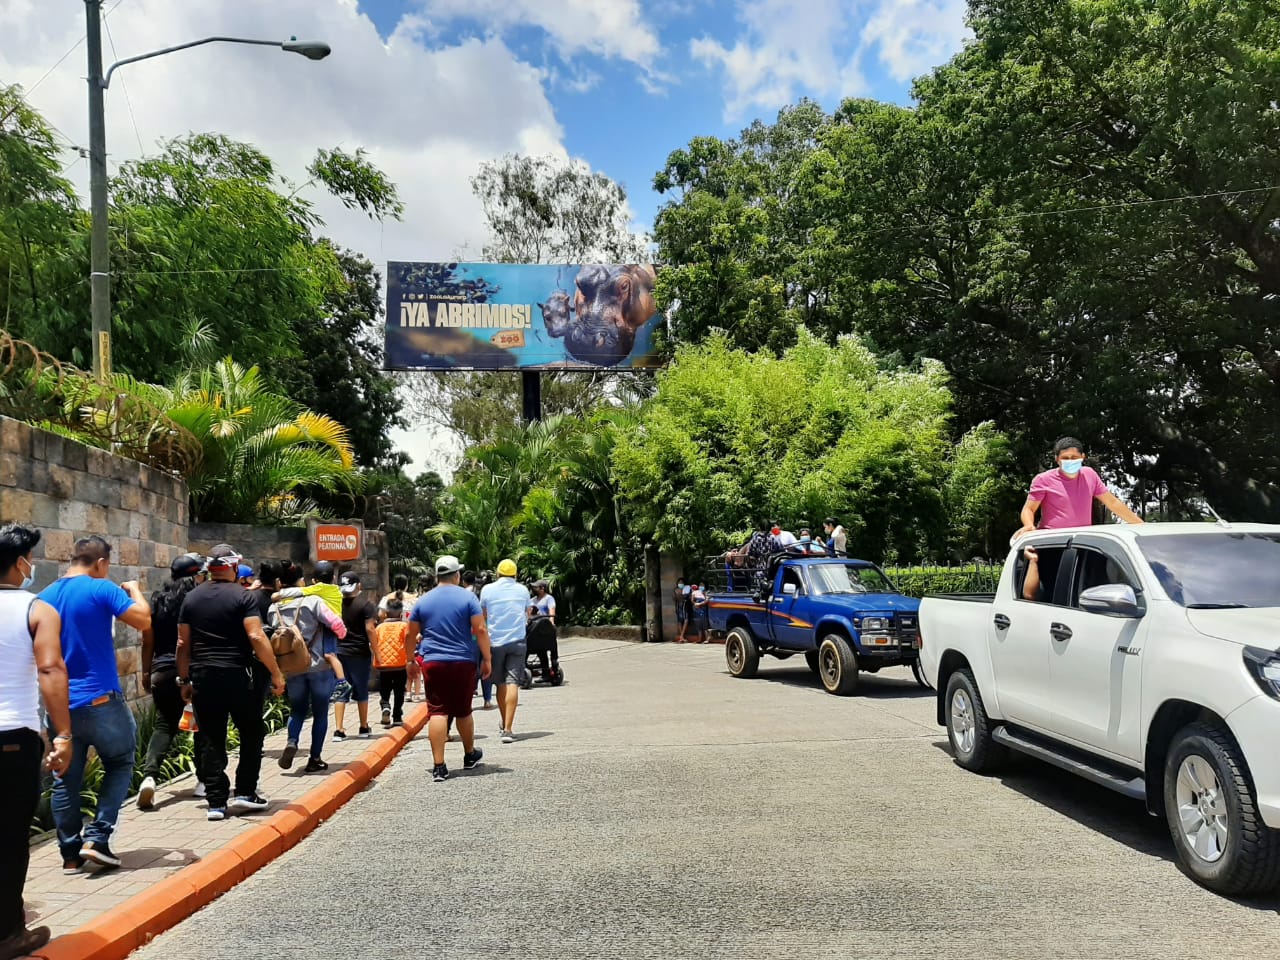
[1243,646,1280,700]
[862,617,887,631]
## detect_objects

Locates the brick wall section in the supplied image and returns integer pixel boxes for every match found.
[0,415,188,702]
[188,523,390,597]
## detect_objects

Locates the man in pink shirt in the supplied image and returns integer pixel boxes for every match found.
[1016,436,1144,536]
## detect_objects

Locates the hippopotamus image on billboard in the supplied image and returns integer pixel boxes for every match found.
[384,261,663,372]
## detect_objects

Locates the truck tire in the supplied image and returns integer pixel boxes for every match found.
[1163,723,1280,895]
[944,669,1007,773]
[817,634,858,695]
[804,650,819,675]
[725,627,760,679]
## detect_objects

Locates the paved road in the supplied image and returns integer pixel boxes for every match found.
[137,638,1279,959]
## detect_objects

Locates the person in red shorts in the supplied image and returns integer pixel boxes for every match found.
[404,555,491,782]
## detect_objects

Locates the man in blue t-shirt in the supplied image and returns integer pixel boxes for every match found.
[405,555,492,782]
[480,558,531,744]
[38,536,150,871]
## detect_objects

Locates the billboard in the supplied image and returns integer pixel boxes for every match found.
[384,261,663,371]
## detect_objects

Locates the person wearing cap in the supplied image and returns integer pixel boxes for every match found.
[480,559,531,743]
[333,571,378,741]
[274,560,341,616]
[237,564,254,588]
[528,580,561,682]
[38,535,151,872]
[137,553,208,809]
[405,556,491,782]
[176,545,285,822]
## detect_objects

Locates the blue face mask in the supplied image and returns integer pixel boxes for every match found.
[18,558,34,591]
[1060,458,1084,477]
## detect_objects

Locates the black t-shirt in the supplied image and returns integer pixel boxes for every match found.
[251,587,273,623]
[339,596,376,658]
[179,581,261,670]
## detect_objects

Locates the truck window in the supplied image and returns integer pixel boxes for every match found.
[780,568,805,595]
[1014,545,1067,605]
[1072,547,1137,604]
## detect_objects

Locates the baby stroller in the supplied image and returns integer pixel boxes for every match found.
[522,614,564,688]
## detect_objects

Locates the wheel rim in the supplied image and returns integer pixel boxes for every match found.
[950,688,975,756]
[820,642,839,687]
[727,636,744,672]
[1176,755,1229,863]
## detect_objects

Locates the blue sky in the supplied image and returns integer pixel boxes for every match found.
[354,0,970,231]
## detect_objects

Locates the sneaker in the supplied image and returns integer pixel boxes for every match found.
[193,781,206,799]
[331,680,352,702]
[229,794,270,813]
[463,748,484,770]
[137,776,157,810]
[0,925,51,960]
[279,741,298,769]
[304,757,329,773]
[80,841,121,869]
[358,727,372,739]
[62,856,86,876]
[332,729,347,742]
[432,763,449,782]
[381,707,392,727]
[501,729,515,744]
[207,808,227,822]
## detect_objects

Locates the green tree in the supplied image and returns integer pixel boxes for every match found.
[611,332,1008,563]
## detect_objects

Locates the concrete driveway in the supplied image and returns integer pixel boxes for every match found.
[135,638,1280,959]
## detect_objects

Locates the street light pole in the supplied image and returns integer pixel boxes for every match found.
[81,0,330,380]
[85,0,111,380]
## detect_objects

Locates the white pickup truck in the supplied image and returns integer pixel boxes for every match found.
[919,522,1280,895]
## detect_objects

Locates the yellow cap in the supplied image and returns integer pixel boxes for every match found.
[497,558,518,578]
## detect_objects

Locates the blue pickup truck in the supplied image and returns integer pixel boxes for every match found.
[705,554,924,695]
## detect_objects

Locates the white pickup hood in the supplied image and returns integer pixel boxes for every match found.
[1185,607,1280,648]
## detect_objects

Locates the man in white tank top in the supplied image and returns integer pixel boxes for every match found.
[0,524,71,960]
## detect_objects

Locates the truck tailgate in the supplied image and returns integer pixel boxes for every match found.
[919,594,995,689]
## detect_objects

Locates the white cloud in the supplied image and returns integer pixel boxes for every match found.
[693,0,969,120]
[860,0,969,82]
[422,0,660,69]
[0,0,571,473]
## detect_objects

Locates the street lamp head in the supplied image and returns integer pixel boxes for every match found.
[282,39,331,61]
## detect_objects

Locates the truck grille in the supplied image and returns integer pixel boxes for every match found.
[895,615,919,651]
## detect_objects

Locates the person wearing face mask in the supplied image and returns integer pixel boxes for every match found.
[1016,436,1144,538]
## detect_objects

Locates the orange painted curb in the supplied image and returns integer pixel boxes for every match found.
[31,703,429,960]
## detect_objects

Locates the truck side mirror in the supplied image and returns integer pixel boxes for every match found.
[782,583,798,597]
[1078,584,1142,618]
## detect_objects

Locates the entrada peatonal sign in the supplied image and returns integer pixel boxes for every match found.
[308,519,364,563]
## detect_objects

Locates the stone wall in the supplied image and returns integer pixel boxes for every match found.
[0,416,188,701]
[188,522,390,597]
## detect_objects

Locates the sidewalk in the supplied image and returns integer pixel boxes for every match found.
[21,697,429,956]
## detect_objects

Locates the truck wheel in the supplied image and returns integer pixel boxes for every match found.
[804,650,819,675]
[725,628,760,679]
[945,669,1006,772]
[1163,723,1280,895]
[817,634,858,695]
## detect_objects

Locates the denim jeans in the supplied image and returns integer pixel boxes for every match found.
[286,670,335,760]
[50,694,136,860]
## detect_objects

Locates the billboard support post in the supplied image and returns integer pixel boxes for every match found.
[521,370,542,424]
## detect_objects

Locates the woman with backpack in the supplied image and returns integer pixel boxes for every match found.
[270,562,348,773]
[137,554,207,808]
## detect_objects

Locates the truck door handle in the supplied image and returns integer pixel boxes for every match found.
[993,614,1011,630]
[1050,623,1073,642]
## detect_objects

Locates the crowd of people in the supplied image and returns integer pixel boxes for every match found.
[0,523,560,960]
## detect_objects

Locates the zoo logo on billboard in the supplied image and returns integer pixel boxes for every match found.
[310,521,364,562]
